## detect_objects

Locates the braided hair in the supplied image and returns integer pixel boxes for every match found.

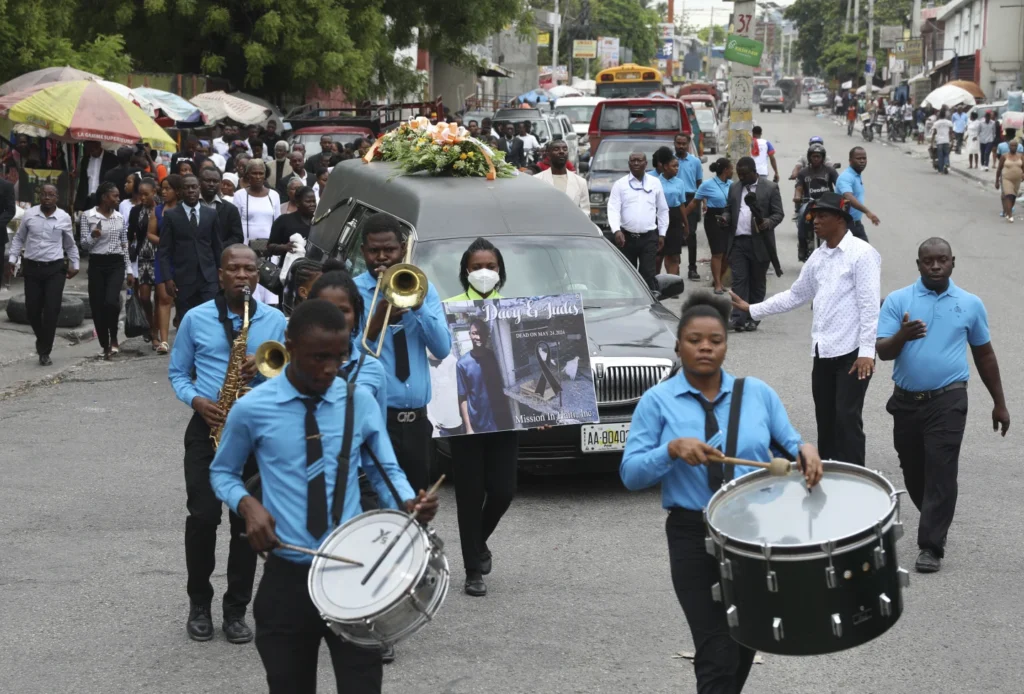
[281,258,323,317]
[308,268,366,336]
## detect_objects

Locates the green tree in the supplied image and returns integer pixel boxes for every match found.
[785,0,909,77]
[589,0,660,64]
[697,25,726,45]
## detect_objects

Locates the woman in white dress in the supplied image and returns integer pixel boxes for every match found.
[965,111,981,170]
[232,159,281,304]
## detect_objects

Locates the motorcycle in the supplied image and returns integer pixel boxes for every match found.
[795,198,823,262]
[861,113,874,142]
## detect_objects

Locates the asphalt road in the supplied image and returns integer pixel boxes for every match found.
[2,107,1023,694]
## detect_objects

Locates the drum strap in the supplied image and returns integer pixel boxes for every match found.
[331,382,356,527]
[724,378,745,482]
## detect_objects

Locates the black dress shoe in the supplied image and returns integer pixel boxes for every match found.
[687,269,701,281]
[915,549,941,573]
[187,604,214,641]
[39,354,52,366]
[381,643,396,664]
[743,320,759,332]
[730,322,747,333]
[480,548,492,576]
[223,617,253,644]
[464,573,487,597]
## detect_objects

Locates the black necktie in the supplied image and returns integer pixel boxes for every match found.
[692,394,725,491]
[393,329,410,382]
[304,397,328,538]
[189,207,198,230]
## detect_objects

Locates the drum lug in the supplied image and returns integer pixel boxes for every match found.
[719,558,733,581]
[873,546,886,570]
[879,593,893,618]
[830,613,843,638]
[772,617,784,642]
[822,540,837,588]
[704,536,717,557]
[898,567,911,588]
[893,522,905,541]
[711,582,722,603]
[825,566,838,589]
[410,594,432,621]
[766,570,778,593]
[726,605,739,628]
[762,543,777,592]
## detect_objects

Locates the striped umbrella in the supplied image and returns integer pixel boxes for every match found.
[0,80,175,150]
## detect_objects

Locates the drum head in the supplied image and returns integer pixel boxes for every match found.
[309,510,427,622]
[707,462,895,548]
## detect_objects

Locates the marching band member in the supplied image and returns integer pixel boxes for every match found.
[620,292,822,694]
[209,299,439,694]
[168,244,287,644]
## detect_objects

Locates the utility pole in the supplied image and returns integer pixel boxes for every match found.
[911,0,922,39]
[552,0,560,84]
[866,0,874,101]
[727,0,756,176]
[853,0,860,35]
[845,0,852,34]
[667,0,674,85]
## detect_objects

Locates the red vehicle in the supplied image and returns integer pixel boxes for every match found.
[680,94,716,110]
[586,98,693,157]
[678,82,719,102]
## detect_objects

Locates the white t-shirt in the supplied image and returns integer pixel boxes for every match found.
[932,119,953,145]
[518,134,541,153]
[751,139,773,176]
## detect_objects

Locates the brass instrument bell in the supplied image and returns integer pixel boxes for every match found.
[255,340,290,378]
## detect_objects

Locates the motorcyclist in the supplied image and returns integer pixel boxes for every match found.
[789,136,834,179]
[793,143,839,261]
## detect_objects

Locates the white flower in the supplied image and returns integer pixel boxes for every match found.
[453,160,465,170]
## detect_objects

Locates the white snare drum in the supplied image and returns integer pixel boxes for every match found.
[308,509,450,647]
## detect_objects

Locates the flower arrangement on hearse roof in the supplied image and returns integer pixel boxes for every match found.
[363,117,517,180]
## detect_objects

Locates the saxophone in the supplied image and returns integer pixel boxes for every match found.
[210,287,251,449]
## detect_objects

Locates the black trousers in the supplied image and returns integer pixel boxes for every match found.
[255,555,383,694]
[685,192,700,273]
[21,258,67,356]
[848,219,869,242]
[728,236,768,326]
[386,409,432,495]
[620,229,659,291]
[667,510,755,694]
[183,413,257,616]
[811,348,871,467]
[449,431,519,575]
[175,281,218,321]
[886,388,968,557]
[87,254,124,350]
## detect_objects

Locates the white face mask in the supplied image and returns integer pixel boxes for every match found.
[467,268,500,295]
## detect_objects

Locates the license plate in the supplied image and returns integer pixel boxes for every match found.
[622,72,639,80]
[581,423,630,453]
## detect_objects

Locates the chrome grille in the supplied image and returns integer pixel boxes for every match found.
[594,362,672,406]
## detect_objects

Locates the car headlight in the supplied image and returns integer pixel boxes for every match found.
[590,193,605,204]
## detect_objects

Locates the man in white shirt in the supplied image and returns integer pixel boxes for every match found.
[516,123,541,162]
[731,191,881,467]
[750,125,779,182]
[534,140,589,213]
[931,109,954,175]
[606,151,669,291]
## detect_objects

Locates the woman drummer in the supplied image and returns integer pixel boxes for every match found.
[620,292,823,693]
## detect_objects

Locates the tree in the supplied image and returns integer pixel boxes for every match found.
[697,25,726,45]
[589,0,660,64]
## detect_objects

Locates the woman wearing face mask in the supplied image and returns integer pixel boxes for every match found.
[444,237,517,598]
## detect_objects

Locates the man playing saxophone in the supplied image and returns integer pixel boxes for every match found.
[169,244,287,645]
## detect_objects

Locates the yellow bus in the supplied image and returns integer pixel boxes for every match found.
[595,64,664,98]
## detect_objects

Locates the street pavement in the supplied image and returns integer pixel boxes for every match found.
[2,106,1024,694]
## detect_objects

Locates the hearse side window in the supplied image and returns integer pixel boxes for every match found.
[334,204,413,276]
[599,105,681,131]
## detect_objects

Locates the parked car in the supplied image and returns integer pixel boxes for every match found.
[290,125,375,157]
[553,96,605,159]
[808,90,830,109]
[492,107,580,166]
[305,160,679,473]
[691,106,724,154]
[586,98,694,158]
[759,88,789,113]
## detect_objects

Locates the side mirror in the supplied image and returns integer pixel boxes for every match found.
[655,273,686,300]
[578,161,590,174]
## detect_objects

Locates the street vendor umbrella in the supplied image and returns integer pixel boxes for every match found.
[191,90,273,126]
[549,85,583,98]
[0,66,101,96]
[133,87,204,123]
[947,80,986,100]
[517,89,552,104]
[0,80,176,150]
[922,84,977,110]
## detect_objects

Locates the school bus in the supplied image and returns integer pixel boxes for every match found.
[595,64,664,98]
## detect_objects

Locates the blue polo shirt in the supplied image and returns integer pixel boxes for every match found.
[694,177,731,209]
[835,167,864,221]
[620,370,803,511]
[877,278,990,392]
[657,172,688,208]
[675,154,704,194]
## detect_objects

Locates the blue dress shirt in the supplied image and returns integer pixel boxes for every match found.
[620,370,803,511]
[657,173,688,208]
[878,279,990,392]
[344,349,388,418]
[675,154,704,194]
[169,297,288,406]
[353,272,453,409]
[694,177,731,209]
[210,369,416,564]
[836,167,865,221]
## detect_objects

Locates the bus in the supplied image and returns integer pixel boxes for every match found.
[595,64,663,98]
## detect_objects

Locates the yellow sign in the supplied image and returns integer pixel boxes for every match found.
[538,32,551,48]
[573,40,598,59]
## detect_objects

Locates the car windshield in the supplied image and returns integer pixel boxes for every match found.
[590,139,668,172]
[555,104,598,124]
[694,109,716,129]
[493,119,551,140]
[293,132,366,157]
[598,104,681,131]
[414,235,651,307]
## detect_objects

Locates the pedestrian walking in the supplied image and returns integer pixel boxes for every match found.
[951,105,968,154]
[620,291,823,694]
[723,156,784,332]
[965,111,981,169]
[80,181,134,360]
[158,175,224,320]
[674,133,704,282]
[127,177,161,350]
[730,191,881,468]
[653,147,688,277]
[233,159,281,304]
[267,186,315,265]
[836,147,881,241]
[979,111,997,170]
[688,158,732,294]
[931,109,954,174]
[533,140,589,212]
[199,167,244,247]
[169,244,287,645]
[0,175,16,279]
[876,237,1009,574]
[606,151,669,291]
[444,238,519,599]
[994,140,1022,222]
[4,184,77,365]
[750,126,779,182]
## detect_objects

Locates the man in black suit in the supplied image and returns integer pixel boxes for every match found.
[277,151,313,197]
[158,175,224,318]
[102,146,141,201]
[198,167,243,246]
[0,177,16,265]
[724,156,784,332]
[495,123,524,168]
[75,141,118,211]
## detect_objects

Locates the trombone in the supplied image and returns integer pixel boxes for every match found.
[361,244,428,358]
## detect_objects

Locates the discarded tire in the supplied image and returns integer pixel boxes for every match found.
[5,293,86,327]
[62,290,122,320]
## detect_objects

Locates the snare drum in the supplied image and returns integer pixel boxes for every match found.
[704,461,910,656]
[308,509,450,647]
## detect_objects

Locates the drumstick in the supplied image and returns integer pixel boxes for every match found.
[361,474,446,586]
[710,456,791,476]
[240,534,364,566]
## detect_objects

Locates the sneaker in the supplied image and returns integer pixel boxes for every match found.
[915,549,941,573]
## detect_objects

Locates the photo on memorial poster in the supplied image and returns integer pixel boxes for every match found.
[426,294,600,437]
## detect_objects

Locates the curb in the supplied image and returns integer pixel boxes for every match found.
[63,324,97,344]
